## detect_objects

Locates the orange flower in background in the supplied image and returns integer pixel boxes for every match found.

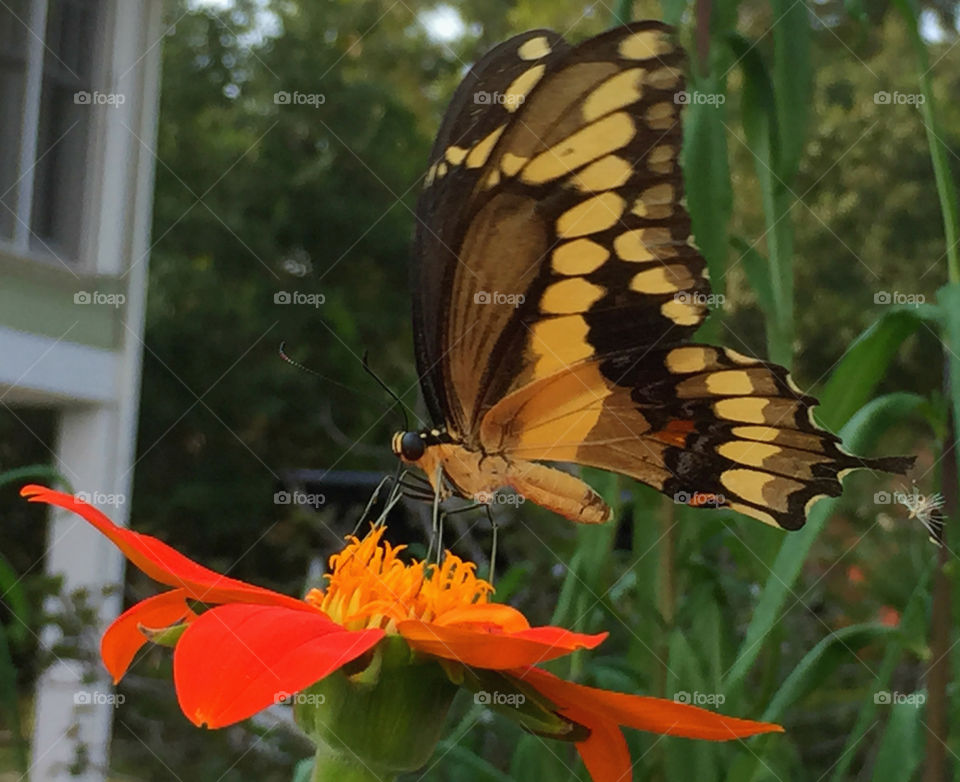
[22,485,783,782]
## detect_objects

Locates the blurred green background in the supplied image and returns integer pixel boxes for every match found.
[2,0,960,779]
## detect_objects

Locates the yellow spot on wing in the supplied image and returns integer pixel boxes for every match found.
[570,155,632,192]
[723,349,760,366]
[436,161,449,178]
[504,64,546,112]
[518,36,552,60]
[632,183,675,218]
[552,239,610,275]
[618,30,674,60]
[731,425,781,442]
[582,69,644,122]
[660,297,702,325]
[540,278,606,314]
[629,265,691,294]
[556,192,626,238]
[613,227,674,262]
[714,397,769,424]
[529,315,593,375]
[640,182,674,205]
[632,200,673,219]
[665,346,717,374]
[721,468,800,510]
[646,66,683,90]
[466,126,505,168]
[646,102,676,130]
[648,145,676,174]
[718,441,781,467]
[445,146,468,165]
[522,112,635,184]
[703,370,762,396]
[501,152,528,176]
[614,230,655,262]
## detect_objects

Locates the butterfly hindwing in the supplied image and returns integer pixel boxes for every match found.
[480,345,913,530]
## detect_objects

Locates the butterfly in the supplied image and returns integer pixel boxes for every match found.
[391,21,913,531]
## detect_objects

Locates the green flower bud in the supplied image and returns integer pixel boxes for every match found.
[295,637,458,779]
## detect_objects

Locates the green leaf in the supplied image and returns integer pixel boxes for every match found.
[292,758,313,782]
[665,630,718,781]
[0,465,70,493]
[0,553,30,647]
[509,733,578,781]
[891,0,960,285]
[0,621,27,773]
[762,624,895,723]
[727,32,793,365]
[612,0,634,24]
[938,284,960,494]
[659,0,687,26]
[817,309,926,431]
[871,700,924,782]
[683,70,732,293]
[771,0,811,183]
[731,235,775,319]
[435,742,515,782]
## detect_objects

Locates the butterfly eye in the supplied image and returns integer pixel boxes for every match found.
[400,431,426,461]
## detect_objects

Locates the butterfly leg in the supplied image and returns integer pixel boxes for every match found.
[486,503,498,584]
[427,463,445,563]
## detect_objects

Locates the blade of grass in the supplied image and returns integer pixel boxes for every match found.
[771,0,811,183]
[890,0,959,285]
[872,700,924,782]
[761,624,895,723]
[727,32,793,366]
[816,308,926,431]
[828,562,934,782]
[731,235,775,321]
[724,392,927,694]
[683,70,732,295]
[0,620,27,773]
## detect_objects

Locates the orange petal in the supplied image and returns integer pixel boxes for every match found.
[21,485,305,610]
[102,590,196,683]
[433,603,530,632]
[398,620,606,669]
[517,667,784,740]
[174,603,384,728]
[567,707,632,782]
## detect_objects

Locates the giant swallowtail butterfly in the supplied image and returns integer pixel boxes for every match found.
[391,21,912,530]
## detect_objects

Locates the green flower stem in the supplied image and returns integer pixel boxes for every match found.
[311,741,395,782]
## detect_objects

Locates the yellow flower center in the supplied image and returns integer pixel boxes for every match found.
[305,525,494,632]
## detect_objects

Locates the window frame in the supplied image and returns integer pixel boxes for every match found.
[0,0,109,271]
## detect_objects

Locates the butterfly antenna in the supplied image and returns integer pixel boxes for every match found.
[279,341,321,375]
[362,350,410,431]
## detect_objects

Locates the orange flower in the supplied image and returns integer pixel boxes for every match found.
[22,485,782,782]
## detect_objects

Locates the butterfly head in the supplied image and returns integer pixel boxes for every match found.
[391,428,453,464]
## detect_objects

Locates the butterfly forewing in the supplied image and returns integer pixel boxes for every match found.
[413,22,706,438]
